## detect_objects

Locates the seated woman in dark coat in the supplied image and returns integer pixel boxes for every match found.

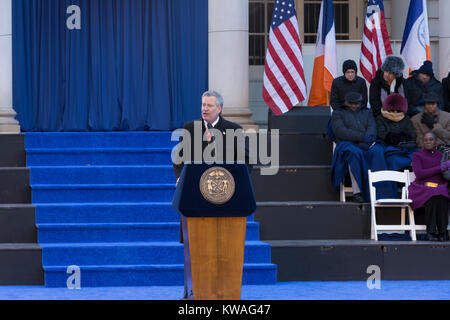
[409,132,450,241]
[330,59,368,110]
[375,93,417,164]
[369,55,408,118]
[367,94,418,199]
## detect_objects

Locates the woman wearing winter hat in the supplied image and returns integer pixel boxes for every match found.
[369,55,408,118]
[365,94,418,199]
[405,60,444,117]
[408,131,450,241]
[330,59,368,110]
[376,93,417,150]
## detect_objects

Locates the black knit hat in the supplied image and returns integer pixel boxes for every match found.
[345,92,363,104]
[343,59,358,74]
[423,92,440,103]
[416,60,434,77]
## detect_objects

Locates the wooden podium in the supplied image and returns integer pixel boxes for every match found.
[173,163,256,300]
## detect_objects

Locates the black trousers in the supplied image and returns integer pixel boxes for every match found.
[424,195,449,234]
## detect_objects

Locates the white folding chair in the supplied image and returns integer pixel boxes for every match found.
[368,169,420,241]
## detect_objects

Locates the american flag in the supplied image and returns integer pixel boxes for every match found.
[263,0,307,115]
[360,0,392,83]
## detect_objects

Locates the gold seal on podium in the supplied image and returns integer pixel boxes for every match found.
[199,167,235,204]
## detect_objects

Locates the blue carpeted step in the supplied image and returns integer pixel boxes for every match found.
[29,166,175,184]
[25,132,177,149]
[34,202,180,224]
[35,203,254,224]
[43,263,277,287]
[41,241,272,265]
[37,221,260,243]
[25,132,277,287]
[26,148,173,166]
[31,184,175,203]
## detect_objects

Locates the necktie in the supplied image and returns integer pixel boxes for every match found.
[206,123,216,158]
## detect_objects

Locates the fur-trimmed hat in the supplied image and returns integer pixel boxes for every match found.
[382,93,408,113]
[381,55,405,77]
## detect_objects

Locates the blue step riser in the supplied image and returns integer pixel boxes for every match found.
[32,188,175,203]
[42,244,271,265]
[35,204,181,224]
[44,267,277,288]
[35,205,254,224]
[30,167,175,184]
[25,132,178,149]
[27,151,173,166]
[38,223,260,243]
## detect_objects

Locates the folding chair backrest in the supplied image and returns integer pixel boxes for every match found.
[368,170,410,201]
[368,170,408,184]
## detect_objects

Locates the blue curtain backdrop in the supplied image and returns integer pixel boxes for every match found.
[12,0,208,131]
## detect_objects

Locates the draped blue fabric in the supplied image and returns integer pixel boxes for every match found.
[331,142,371,201]
[12,0,208,131]
[331,141,417,201]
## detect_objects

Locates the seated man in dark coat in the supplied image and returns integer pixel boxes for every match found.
[442,71,450,113]
[330,59,368,110]
[331,92,377,203]
[405,60,444,117]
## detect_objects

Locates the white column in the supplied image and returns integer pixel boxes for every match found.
[208,0,257,130]
[0,0,20,133]
[438,0,450,80]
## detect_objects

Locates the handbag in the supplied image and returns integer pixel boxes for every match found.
[441,147,450,181]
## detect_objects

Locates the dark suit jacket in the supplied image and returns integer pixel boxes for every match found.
[173,116,251,179]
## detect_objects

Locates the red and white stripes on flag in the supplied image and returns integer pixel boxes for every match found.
[360,0,392,83]
[263,0,307,115]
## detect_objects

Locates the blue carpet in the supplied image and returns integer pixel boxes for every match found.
[2,281,450,300]
[26,132,277,287]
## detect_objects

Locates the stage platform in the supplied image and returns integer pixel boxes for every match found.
[2,281,450,300]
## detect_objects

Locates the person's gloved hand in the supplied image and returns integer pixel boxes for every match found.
[386,133,401,146]
[397,132,409,142]
[421,113,436,129]
[363,134,375,144]
[356,142,370,151]
[441,160,450,172]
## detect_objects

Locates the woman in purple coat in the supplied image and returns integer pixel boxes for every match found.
[409,132,450,241]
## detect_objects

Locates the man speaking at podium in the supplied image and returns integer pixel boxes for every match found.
[172,90,252,299]
[173,90,250,181]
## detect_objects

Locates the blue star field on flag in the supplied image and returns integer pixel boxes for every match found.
[271,0,297,29]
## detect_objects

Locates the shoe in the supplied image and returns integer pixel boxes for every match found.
[353,193,365,203]
[438,233,448,242]
[427,233,439,241]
